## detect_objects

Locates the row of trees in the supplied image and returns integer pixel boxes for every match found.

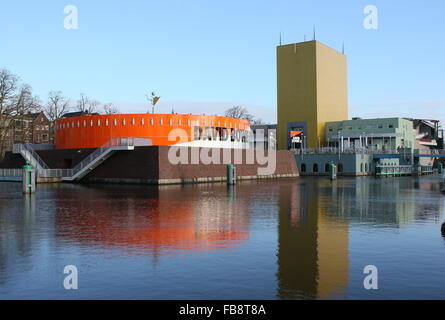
[0,68,120,158]
[1,68,120,124]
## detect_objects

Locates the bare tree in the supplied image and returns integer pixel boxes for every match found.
[0,69,40,158]
[45,91,70,122]
[103,103,119,114]
[76,93,100,114]
[224,106,255,122]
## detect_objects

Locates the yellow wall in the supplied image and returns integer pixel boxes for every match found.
[277,41,348,149]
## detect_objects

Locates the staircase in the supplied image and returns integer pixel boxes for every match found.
[61,138,135,181]
[13,144,50,170]
[11,138,146,181]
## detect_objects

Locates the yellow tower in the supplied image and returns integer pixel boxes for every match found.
[277,40,348,149]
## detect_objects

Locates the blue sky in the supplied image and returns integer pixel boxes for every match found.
[1,0,444,123]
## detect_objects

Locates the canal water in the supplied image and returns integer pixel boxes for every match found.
[1,176,445,299]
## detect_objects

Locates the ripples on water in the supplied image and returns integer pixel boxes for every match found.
[0,176,444,299]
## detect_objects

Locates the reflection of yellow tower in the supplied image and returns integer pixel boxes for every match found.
[276,181,349,299]
[316,193,349,298]
[277,40,348,149]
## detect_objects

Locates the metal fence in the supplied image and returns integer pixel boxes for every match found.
[375,165,434,176]
[295,147,445,156]
[0,169,22,177]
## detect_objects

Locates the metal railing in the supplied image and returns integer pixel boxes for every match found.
[414,149,445,155]
[41,137,136,180]
[375,164,434,176]
[4,138,139,180]
[66,138,134,177]
[13,144,50,169]
[295,147,445,156]
[294,147,403,155]
[0,168,22,177]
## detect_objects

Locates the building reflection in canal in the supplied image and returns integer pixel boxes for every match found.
[276,181,349,300]
[1,175,444,299]
[53,184,251,254]
[276,176,444,299]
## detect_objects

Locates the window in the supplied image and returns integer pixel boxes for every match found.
[122,119,126,126]
[83,120,86,127]
[141,118,145,125]
[188,120,191,126]
[150,119,154,125]
[178,119,181,125]
[347,126,353,130]
[160,118,163,125]
[132,118,135,125]
[325,163,330,172]
[365,163,368,172]
[98,120,100,127]
[114,119,117,126]
[389,124,394,128]
[378,124,383,129]
[313,163,319,173]
[328,127,333,132]
[105,119,109,126]
[77,121,80,128]
[42,134,48,142]
[301,163,306,173]
[90,120,93,127]
[360,163,364,172]
[338,163,344,173]
[169,118,173,126]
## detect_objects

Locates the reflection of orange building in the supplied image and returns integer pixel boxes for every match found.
[54,184,250,253]
[55,114,251,150]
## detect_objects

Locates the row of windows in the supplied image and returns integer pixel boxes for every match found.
[35,125,50,131]
[359,162,373,173]
[300,163,344,173]
[56,118,247,131]
[35,133,49,142]
[301,162,374,173]
[328,123,395,132]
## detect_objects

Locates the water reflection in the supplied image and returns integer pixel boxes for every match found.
[0,192,45,285]
[276,176,444,299]
[276,181,349,300]
[53,184,251,254]
[0,175,444,299]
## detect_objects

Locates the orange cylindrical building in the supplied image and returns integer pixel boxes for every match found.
[55,114,251,150]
